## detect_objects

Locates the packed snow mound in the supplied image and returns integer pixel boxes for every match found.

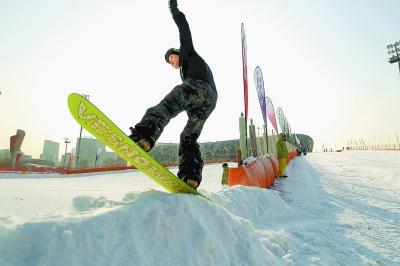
[0,188,288,266]
[1,151,399,265]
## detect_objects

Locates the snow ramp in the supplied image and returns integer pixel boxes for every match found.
[0,187,293,266]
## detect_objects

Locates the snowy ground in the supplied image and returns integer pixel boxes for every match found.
[0,151,399,266]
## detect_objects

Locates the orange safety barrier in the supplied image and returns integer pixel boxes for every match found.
[0,160,229,175]
[227,152,300,189]
[228,156,276,189]
[267,155,279,177]
[65,166,136,174]
[227,167,247,186]
[259,157,275,187]
[245,160,265,187]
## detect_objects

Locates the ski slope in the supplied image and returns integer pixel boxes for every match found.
[0,151,399,266]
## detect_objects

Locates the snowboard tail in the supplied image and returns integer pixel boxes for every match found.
[67,93,204,197]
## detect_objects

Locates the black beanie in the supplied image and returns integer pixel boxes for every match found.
[165,48,180,63]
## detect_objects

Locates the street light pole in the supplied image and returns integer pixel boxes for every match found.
[387,41,400,78]
[75,94,89,168]
[63,138,70,167]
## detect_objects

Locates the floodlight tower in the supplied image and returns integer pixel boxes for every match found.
[63,138,70,166]
[387,41,400,77]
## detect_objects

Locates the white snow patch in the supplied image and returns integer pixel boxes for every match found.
[0,152,399,265]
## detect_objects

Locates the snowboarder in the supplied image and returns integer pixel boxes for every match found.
[129,0,218,189]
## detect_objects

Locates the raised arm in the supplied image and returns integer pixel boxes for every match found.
[169,0,195,53]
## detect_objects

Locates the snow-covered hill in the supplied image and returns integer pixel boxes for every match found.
[1,151,399,265]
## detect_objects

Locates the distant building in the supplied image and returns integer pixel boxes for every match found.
[40,140,59,165]
[61,153,74,167]
[0,149,11,160]
[10,129,25,167]
[0,149,11,165]
[75,137,106,167]
[21,154,32,161]
[102,151,127,167]
[101,151,118,166]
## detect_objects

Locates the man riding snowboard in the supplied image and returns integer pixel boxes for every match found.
[129,0,218,189]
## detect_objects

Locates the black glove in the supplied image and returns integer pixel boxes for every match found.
[169,0,179,15]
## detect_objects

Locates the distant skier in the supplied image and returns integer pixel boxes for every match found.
[129,0,218,189]
[276,133,288,178]
[221,163,229,185]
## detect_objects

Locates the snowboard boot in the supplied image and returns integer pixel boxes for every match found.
[178,174,201,190]
[129,127,153,152]
[138,139,152,152]
[177,155,203,190]
[186,178,199,189]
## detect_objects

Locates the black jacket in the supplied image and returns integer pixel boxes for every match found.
[169,0,217,93]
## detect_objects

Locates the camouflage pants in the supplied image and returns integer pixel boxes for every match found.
[133,79,217,183]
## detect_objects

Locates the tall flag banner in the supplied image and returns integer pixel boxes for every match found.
[254,66,267,124]
[241,23,249,122]
[254,66,269,152]
[276,107,287,134]
[287,123,292,142]
[295,135,301,146]
[285,117,291,136]
[286,120,291,135]
[265,97,279,133]
[282,112,292,136]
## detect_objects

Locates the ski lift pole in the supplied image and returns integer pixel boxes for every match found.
[239,113,248,161]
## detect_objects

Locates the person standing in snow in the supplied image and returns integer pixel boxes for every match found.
[221,163,229,185]
[129,0,218,189]
[276,133,288,178]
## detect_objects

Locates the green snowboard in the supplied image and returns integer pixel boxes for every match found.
[67,93,205,198]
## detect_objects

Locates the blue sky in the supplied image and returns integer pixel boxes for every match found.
[1,0,399,157]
